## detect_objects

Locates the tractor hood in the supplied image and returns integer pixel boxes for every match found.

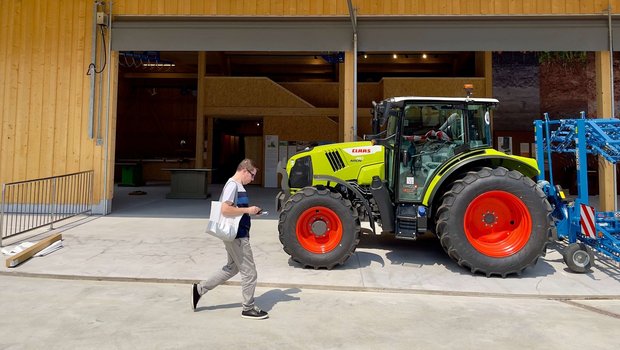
[286,141,385,189]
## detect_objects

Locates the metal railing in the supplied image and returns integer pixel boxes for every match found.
[0,171,93,246]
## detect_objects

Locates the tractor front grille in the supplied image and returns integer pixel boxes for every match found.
[325,150,345,172]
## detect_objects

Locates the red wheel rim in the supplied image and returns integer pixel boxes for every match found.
[464,190,532,258]
[296,206,343,254]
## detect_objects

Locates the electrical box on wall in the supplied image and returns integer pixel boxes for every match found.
[96,12,108,25]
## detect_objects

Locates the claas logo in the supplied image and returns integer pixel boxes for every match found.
[343,146,382,156]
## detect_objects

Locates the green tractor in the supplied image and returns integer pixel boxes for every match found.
[276,92,551,277]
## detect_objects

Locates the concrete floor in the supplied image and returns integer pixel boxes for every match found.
[0,183,619,349]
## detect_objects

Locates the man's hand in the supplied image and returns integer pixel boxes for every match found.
[247,206,261,215]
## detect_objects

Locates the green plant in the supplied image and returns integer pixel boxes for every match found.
[538,52,588,67]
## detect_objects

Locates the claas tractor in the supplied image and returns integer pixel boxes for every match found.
[276,90,552,277]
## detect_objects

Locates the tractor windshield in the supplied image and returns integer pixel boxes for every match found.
[384,100,495,202]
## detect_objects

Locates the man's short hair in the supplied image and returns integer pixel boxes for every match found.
[237,158,257,173]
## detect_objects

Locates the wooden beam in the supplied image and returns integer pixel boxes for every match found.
[339,51,355,142]
[206,116,214,184]
[343,51,355,142]
[204,107,339,117]
[122,73,197,79]
[5,233,62,268]
[595,51,615,211]
[195,52,206,168]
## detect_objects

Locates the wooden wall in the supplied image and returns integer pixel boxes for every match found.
[1,0,613,211]
[204,76,484,142]
[0,0,116,207]
[114,0,619,15]
[382,78,488,98]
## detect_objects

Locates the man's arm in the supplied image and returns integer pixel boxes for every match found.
[221,201,260,217]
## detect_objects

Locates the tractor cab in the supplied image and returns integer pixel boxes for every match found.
[370,96,498,202]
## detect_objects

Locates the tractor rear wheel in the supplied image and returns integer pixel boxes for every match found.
[278,187,360,269]
[436,167,551,277]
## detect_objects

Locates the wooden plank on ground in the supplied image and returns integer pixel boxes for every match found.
[5,233,62,268]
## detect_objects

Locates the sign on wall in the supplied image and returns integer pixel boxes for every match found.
[264,135,279,188]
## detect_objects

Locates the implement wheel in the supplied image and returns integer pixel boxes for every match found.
[278,187,360,269]
[436,167,551,277]
[563,243,594,273]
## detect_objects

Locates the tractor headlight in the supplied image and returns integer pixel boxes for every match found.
[289,156,313,188]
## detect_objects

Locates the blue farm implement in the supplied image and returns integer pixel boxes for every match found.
[535,113,620,272]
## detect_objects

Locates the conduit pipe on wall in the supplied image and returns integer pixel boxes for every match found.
[88,2,99,139]
[103,0,113,215]
[347,0,358,141]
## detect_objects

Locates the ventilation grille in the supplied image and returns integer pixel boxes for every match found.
[325,150,345,172]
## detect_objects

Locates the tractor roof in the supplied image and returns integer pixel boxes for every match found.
[383,96,499,104]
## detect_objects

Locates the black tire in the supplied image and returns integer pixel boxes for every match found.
[436,167,552,277]
[563,242,594,273]
[278,187,360,269]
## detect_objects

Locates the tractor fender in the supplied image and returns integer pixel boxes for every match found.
[313,174,376,233]
[422,150,540,207]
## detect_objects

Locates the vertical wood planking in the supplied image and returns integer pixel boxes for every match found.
[509,0,524,14]
[536,0,552,13]
[27,1,46,179]
[13,0,33,181]
[53,0,72,176]
[217,0,231,14]
[270,0,284,15]
[110,0,620,15]
[40,0,60,179]
[0,0,12,183]
[66,0,85,174]
[0,0,18,183]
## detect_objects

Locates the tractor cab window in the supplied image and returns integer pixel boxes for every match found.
[397,105,464,202]
[467,104,492,148]
[385,107,401,192]
[390,101,495,203]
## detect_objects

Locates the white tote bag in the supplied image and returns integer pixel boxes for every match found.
[205,201,242,241]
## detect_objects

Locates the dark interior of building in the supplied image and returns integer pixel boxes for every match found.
[114,51,478,184]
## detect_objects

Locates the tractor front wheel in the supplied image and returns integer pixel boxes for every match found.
[278,187,360,269]
[436,167,551,277]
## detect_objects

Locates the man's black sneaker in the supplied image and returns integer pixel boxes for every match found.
[241,306,269,320]
[191,283,201,311]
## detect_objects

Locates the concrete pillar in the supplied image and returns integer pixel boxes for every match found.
[595,51,616,211]
[339,51,355,142]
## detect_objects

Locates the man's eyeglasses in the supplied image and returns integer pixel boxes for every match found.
[247,169,257,179]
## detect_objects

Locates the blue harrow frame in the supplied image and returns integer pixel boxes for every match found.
[534,113,620,272]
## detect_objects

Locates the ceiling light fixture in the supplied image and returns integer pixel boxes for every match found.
[142,63,176,67]
[393,53,398,59]
[363,53,368,59]
[422,53,428,59]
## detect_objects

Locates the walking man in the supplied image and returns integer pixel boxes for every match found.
[191,158,268,319]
